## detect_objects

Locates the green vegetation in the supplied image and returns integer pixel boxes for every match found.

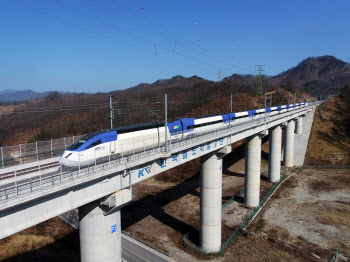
[255,218,266,234]
[29,130,53,143]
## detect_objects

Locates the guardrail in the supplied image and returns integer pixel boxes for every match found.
[0,104,316,202]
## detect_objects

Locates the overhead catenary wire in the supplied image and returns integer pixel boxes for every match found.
[1,99,248,115]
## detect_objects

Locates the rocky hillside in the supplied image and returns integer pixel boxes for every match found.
[269,56,350,95]
[223,56,350,96]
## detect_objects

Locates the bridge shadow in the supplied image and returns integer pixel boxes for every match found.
[224,170,245,177]
[3,230,80,262]
[122,173,200,244]
[122,135,272,245]
[122,137,269,244]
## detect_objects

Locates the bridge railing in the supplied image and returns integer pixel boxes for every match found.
[1,135,83,169]
[0,104,316,202]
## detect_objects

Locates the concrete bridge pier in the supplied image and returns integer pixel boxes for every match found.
[200,151,223,252]
[79,201,122,262]
[244,134,262,207]
[268,125,282,182]
[283,120,295,167]
[295,116,303,134]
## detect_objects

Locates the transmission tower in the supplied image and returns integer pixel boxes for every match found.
[256,65,265,96]
[218,70,222,82]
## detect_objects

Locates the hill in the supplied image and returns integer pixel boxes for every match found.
[0,89,51,103]
[222,56,350,96]
[268,56,350,94]
[0,90,75,103]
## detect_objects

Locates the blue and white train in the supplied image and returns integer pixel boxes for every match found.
[59,102,307,167]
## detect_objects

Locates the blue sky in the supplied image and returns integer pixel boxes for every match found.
[1,0,349,93]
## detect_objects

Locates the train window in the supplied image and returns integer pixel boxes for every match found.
[67,131,102,150]
[86,140,102,149]
[68,139,87,150]
[193,120,223,128]
[116,122,162,134]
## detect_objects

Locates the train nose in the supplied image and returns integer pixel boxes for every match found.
[59,151,78,167]
[59,156,78,167]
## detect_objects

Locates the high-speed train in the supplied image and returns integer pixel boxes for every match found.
[59,102,307,167]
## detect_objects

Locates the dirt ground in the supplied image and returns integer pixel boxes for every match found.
[120,153,349,261]
[1,99,349,261]
[306,97,350,166]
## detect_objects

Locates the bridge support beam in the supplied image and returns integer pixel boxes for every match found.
[268,125,282,182]
[295,116,303,134]
[283,120,295,167]
[244,134,262,207]
[200,152,222,253]
[79,201,122,262]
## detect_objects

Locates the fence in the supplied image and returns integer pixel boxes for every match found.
[1,135,83,169]
[183,167,305,256]
[318,93,340,120]
[328,246,339,262]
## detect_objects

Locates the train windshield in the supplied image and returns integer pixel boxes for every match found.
[68,139,87,150]
[67,131,102,150]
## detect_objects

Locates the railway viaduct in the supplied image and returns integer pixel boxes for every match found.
[0,102,318,261]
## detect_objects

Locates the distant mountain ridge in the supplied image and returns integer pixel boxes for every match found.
[129,75,207,91]
[0,90,75,103]
[0,89,51,103]
[1,56,348,103]
[134,56,349,96]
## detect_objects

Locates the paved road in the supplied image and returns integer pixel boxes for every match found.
[122,234,173,262]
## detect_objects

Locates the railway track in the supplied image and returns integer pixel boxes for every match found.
[0,162,60,181]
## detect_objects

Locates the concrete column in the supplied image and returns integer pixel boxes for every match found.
[295,116,303,134]
[283,120,295,167]
[268,126,282,182]
[244,135,262,207]
[79,201,121,262]
[200,152,222,252]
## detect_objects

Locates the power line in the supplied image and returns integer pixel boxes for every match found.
[47,0,234,74]
[92,0,253,73]
[107,0,255,73]
[0,98,249,115]
[8,0,222,75]
[10,0,256,79]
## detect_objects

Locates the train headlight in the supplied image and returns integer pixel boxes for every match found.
[65,153,72,159]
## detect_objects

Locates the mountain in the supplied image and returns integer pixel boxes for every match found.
[222,56,350,95]
[0,89,51,103]
[268,56,350,94]
[128,75,207,92]
[0,90,75,103]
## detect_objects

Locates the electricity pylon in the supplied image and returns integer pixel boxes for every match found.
[256,65,265,96]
